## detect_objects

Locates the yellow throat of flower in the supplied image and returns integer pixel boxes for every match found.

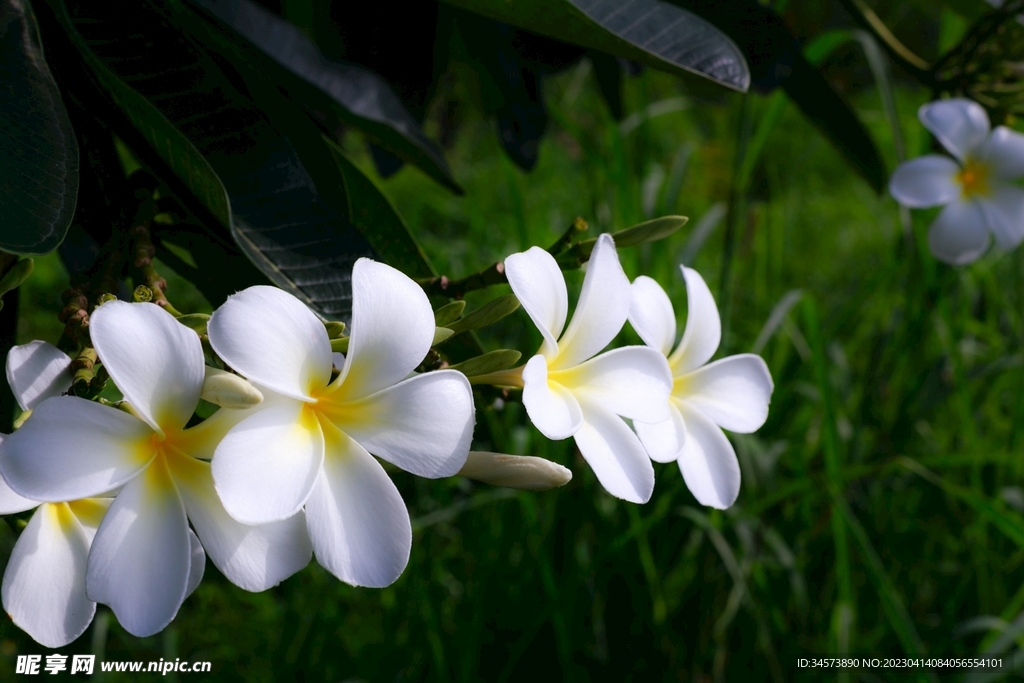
[957,159,991,198]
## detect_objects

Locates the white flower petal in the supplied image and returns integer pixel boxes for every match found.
[554,234,631,369]
[170,451,311,592]
[0,397,153,502]
[330,370,473,478]
[979,126,1024,180]
[679,355,773,433]
[635,402,687,463]
[67,498,112,543]
[919,98,990,161]
[208,286,331,402]
[336,259,435,399]
[521,355,583,440]
[2,503,95,647]
[888,155,961,208]
[676,403,741,509]
[186,530,205,599]
[0,436,38,515]
[670,266,721,374]
[6,341,72,411]
[0,480,37,515]
[979,183,1024,250]
[628,276,677,356]
[556,346,672,423]
[90,301,204,434]
[86,458,191,637]
[211,398,324,524]
[306,422,411,587]
[927,199,991,265]
[573,396,655,504]
[504,246,568,358]
[173,400,262,462]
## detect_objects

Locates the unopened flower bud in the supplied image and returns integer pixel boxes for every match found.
[96,293,117,306]
[324,321,346,339]
[133,285,153,303]
[200,366,263,409]
[13,409,31,430]
[457,451,572,491]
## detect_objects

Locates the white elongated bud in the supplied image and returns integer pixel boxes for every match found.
[457,451,571,491]
[201,367,263,409]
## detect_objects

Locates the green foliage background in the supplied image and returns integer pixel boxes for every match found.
[4,4,1024,681]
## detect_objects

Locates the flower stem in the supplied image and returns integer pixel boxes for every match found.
[417,262,509,299]
[837,0,931,80]
[130,214,182,317]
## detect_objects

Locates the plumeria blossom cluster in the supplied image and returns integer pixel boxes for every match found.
[0,234,773,647]
[501,235,773,506]
[890,98,1024,265]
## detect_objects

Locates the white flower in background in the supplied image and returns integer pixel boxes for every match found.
[206,260,475,588]
[504,234,673,504]
[5,340,73,415]
[628,268,773,509]
[889,98,1024,264]
[0,481,114,649]
[0,303,311,638]
[0,342,115,648]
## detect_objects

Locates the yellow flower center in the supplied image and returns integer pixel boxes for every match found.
[957,159,991,198]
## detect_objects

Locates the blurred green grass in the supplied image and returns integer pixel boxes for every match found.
[6,31,1024,683]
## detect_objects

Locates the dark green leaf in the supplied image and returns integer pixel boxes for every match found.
[52,0,397,319]
[568,0,747,90]
[432,327,454,345]
[434,300,467,327]
[187,0,462,194]
[608,215,689,247]
[440,0,749,92]
[783,45,887,193]
[447,294,521,335]
[449,349,523,377]
[326,139,435,280]
[0,0,78,254]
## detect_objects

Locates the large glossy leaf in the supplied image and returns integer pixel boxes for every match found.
[47,0,434,320]
[326,141,434,279]
[160,0,440,282]
[439,0,749,92]
[186,0,462,195]
[0,0,78,254]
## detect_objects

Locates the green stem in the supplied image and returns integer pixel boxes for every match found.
[837,0,931,79]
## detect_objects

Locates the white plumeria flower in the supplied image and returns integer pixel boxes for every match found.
[889,98,1024,264]
[6,340,74,414]
[628,268,773,509]
[206,259,475,588]
[504,234,673,504]
[0,303,311,638]
[0,341,114,648]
